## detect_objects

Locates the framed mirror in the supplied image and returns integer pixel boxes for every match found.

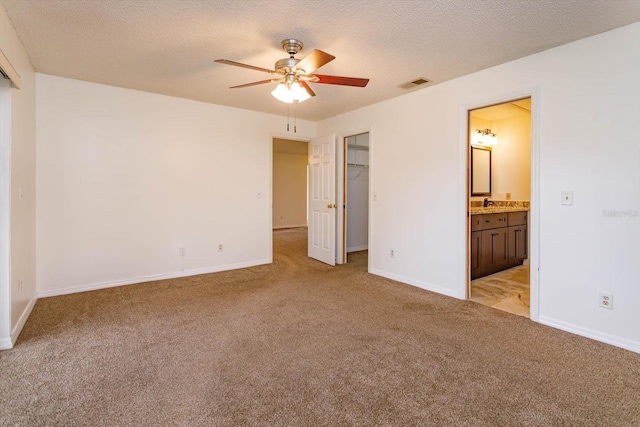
[471,146,491,196]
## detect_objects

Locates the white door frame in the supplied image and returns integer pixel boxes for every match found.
[0,79,12,348]
[459,87,541,322]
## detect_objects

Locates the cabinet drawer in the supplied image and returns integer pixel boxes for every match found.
[508,211,528,226]
[471,215,483,231]
[478,213,508,230]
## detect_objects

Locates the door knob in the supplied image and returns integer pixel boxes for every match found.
[327,204,332,208]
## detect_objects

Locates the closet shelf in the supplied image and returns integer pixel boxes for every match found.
[347,144,369,151]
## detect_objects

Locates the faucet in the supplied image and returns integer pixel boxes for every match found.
[483,198,495,208]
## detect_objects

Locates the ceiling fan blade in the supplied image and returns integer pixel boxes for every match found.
[230,79,277,89]
[312,74,369,87]
[299,81,316,97]
[294,50,335,74]
[215,59,275,74]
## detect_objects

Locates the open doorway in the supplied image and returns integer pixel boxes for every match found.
[342,132,369,265]
[467,98,532,317]
[272,138,309,231]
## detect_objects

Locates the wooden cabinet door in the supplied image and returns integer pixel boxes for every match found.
[471,231,482,279]
[508,225,527,265]
[481,228,508,274]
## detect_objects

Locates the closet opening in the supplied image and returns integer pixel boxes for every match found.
[342,132,369,265]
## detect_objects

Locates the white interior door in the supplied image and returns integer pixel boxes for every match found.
[308,134,336,266]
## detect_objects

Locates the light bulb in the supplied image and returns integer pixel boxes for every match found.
[471,130,484,146]
[271,83,293,103]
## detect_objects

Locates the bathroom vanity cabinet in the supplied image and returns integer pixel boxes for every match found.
[471,211,527,279]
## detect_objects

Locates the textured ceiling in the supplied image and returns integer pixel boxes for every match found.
[2,0,639,121]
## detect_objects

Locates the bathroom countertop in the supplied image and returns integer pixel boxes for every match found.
[470,206,529,215]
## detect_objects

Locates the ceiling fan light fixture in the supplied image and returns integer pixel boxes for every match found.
[271,80,311,104]
[290,81,311,103]
[271,83,294,103]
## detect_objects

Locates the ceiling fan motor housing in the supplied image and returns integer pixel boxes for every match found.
[276,39,304,73]
[275,57,301,73]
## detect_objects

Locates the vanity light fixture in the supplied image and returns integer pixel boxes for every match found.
[472,128,498,146]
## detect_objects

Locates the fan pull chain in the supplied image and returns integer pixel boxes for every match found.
[294,102,297,133]
[286,104,290,132]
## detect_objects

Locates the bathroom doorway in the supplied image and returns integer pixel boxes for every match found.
[467,98,532,317]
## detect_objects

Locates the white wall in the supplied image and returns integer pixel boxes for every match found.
[36,74,315,296]
[273,151,307,229]
[0,4,37,349]
[318,23,640,352]
[491,115,531,201]
[470,113,531,201]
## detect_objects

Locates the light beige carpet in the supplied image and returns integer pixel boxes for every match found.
[1,228,638,426]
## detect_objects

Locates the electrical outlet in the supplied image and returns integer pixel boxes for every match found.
[179,247,186,256]
[390,249,395,258]
[599,292,613,310]
[506,192,512,201]
[218,243,224,252]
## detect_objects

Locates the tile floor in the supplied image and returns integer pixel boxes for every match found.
[470,265,530,317]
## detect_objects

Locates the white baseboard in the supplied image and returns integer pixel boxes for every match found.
[11,295,37,345]
[369,268,459,298]
[347,245,368,253]
[538,315,639,353]
[38,259,271,298]
[0,294,37,350]
[0,336,11,350]
[273,224,307,230]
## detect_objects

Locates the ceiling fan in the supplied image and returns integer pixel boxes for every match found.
[215,38,369,103]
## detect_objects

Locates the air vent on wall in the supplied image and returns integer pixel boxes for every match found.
[399,78,431,89]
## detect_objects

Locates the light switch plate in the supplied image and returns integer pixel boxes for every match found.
[561,191,573,206]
